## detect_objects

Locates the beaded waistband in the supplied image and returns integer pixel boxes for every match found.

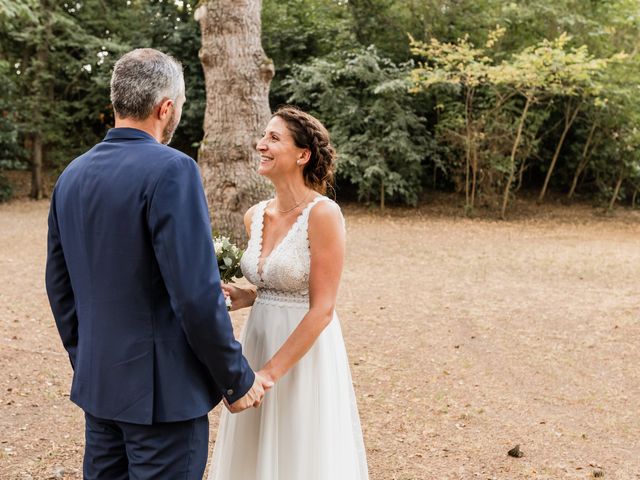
[255,289,309,307]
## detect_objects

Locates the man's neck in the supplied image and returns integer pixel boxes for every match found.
[114,117,162,143]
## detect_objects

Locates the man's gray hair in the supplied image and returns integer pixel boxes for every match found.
[110,48,184,120]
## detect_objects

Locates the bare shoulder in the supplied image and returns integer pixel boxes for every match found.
[308,198,344,235]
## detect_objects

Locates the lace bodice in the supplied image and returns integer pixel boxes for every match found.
[240,196,338,304]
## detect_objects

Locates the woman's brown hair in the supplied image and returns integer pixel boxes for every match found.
[272,106,336,195]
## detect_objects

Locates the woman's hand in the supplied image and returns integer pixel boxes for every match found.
[256,367,278,385]
[221,283,256,311]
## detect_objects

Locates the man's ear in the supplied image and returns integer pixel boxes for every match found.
[158,98,173,120]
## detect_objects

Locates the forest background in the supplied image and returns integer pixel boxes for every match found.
[1,0,639,217]
[1,3,639,478]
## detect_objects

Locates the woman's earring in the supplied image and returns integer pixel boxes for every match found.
[296,160,301,165]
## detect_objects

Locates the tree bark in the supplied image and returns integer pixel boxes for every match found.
[538,100,582,203]
[463,87,478,211]
[470,141,478,209]
[501,96,531,219]
[30,132,44,200]
[515,140,535,192]
[567,120,597,200]
[196,0,273,246]
[30,0,49,201]
[608,172,624,212]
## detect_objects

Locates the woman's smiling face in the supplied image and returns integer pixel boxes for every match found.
[256,116,306,179]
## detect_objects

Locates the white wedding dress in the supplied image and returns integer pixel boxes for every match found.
[209,196,369,480]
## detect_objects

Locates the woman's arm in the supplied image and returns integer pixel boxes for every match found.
[259,200,345,383]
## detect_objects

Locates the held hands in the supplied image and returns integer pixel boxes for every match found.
[221,284,256,311]
[224,371,274,413]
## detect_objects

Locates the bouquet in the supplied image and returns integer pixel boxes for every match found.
[214,236,244,310]
[213,236,244,284]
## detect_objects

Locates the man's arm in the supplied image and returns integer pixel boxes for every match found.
[45,189,78,369]
[148,155,255,405]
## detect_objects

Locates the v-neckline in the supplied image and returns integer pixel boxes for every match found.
[256,196,323,280]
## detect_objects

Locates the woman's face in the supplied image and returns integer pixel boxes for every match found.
[256,116,307,179]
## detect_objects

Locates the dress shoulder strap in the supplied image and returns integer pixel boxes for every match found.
[301,195,329,221]
[249,200,269,241]
[300,196,345,231]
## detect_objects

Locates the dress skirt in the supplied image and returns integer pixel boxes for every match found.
[208,295,369,480]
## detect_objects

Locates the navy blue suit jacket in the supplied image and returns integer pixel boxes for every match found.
[45,128,254,424]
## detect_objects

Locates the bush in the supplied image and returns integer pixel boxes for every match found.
[0,173,12,203]
[283,46,436,207]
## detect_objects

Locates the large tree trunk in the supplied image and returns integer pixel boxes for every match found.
[196,0,273,246]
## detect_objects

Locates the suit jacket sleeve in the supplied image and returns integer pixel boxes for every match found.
[45,188,78,369]
[148,155,255,404]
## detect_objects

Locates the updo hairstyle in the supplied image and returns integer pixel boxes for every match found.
[272,106,336,195]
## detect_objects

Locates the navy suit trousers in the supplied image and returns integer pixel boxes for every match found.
[83,412,209,480]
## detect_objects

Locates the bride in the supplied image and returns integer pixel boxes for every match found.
[208,106,369,480]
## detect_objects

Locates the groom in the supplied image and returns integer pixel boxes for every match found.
[45,48,271,479]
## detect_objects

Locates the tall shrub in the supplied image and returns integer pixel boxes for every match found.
[284,47,434,208]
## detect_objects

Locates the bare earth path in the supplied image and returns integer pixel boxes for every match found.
[1,199,639,480]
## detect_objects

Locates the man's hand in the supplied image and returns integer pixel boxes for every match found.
[224,371,274,413]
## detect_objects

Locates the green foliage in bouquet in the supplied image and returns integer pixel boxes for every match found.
[213,236,244,284]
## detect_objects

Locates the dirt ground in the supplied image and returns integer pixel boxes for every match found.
[1,195,639,480]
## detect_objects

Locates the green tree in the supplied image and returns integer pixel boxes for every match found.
[285,47,433,208]
[411,29,615,217]
[409,29,502,212]
[262,0,355,107]
[1,1,113,198]
[0,0,204,200]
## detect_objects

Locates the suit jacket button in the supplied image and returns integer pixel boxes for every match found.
[226,389,234,396]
